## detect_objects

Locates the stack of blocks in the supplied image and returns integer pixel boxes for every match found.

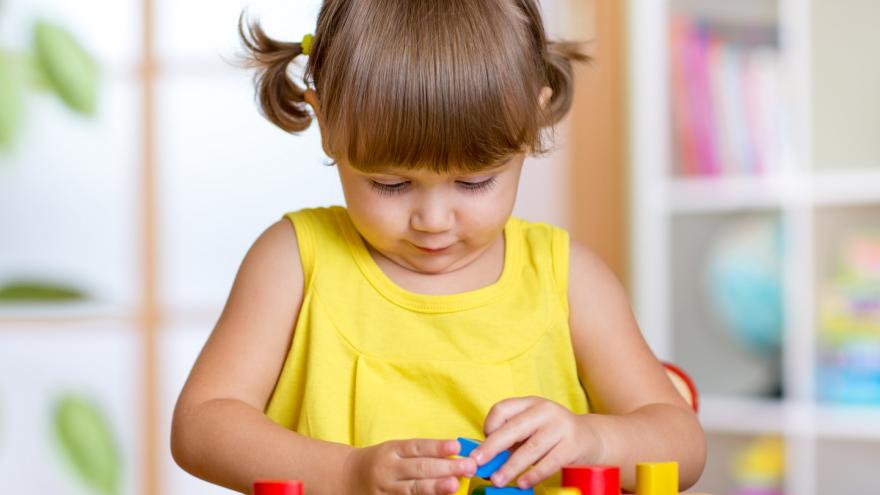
[251,438,681,495]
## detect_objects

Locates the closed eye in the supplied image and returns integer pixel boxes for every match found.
[369,180,409,196]
[457,177,497,193]
[368,177,497,195]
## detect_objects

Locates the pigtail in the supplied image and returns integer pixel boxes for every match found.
[238,13,313,132]
[543,41,592,126]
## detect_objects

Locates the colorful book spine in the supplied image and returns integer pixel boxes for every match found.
[669,15,698,175]
[668,15,782,177]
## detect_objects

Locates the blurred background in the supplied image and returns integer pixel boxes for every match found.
[1,0,878,494]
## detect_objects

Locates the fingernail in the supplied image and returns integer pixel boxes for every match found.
[492,473,505,486]
[472,451,483,463]
[448,478,458,492]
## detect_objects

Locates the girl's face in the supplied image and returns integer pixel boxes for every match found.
[336,157,525,275]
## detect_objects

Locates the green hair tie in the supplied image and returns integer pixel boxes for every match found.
[301,33,314,56]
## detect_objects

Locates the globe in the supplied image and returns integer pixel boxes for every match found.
[705,216,784,356]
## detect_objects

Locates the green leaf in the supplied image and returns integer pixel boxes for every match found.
[33,19,99,116]
[0,281,86,301]
[0,56,25,150]
[24,51,53,91]
[53,394,121,495]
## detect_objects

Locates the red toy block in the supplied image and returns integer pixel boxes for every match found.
[562,465,621,495]
[253,480,304,495]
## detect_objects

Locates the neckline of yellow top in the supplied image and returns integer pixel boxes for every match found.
[333,207,522,314]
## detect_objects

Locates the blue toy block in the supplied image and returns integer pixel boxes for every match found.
[457,437,512,479]
[457,437,480,456]
[470,486,534,495]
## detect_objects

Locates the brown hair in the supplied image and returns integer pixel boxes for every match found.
[239,0,589,173]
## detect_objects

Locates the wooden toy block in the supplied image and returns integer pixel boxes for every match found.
[545,488,581,495]
[252,480,303,495]
[562,465,620,495]
[470,486,535,495]
[457,437,511,478]
[635,462,678,495]
[453,476,472,495]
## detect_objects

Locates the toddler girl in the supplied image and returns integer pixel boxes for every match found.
[171,1,706,494]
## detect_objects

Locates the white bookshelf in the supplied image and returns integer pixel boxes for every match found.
[700,395,880,441]
[629,0,880,493]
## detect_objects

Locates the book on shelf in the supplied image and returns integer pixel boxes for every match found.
[818,232,880,406]
[669,14,785,178]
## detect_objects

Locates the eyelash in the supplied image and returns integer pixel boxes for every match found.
[369,177,498,196]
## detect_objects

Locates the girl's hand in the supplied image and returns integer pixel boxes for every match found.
[340,438,477,495]
[470,396,604,489]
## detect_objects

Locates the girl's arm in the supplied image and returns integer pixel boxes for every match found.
[563,240,706,489]
[170,219,476,495]
[170,219,351,494]
[470,240,706,492]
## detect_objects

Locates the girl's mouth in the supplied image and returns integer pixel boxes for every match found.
[413,243,452,254]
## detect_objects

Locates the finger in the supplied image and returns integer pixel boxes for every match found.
[398,456,476,480]
[472,402,543,466]
[403,476,460,495]
[398,438,462,459]
[482,397,538,437]
[489,427,560,487]
[514,442,568,488]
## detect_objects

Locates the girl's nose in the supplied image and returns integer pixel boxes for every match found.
[411,198,454,233]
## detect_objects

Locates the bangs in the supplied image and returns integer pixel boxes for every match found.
[316,0,550,173]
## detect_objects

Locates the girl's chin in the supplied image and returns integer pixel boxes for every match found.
[405,259,452,275]
[400,255,464,275]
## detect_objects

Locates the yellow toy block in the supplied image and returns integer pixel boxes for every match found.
[635,462,678,495]
[545,488,581,495]
[452,476,471,495]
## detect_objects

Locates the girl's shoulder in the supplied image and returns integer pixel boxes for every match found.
[508,216,571,292]
[282,204,351,247]
[240,218,303,287]
[566,236,633,337]
[282,205,360,242]
[508,216,571,258]
[213,216,304,343]
[508,216,570,237]
[567,237,620,297]
[280,206,359,287]
[509,217,612,291]
[282,205,346,230]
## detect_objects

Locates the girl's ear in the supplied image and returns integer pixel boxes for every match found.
[539,86,553,110]
[304,89,333,159]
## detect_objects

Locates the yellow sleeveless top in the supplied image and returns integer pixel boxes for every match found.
[265,206,589,490]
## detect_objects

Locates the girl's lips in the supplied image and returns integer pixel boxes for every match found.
[413,243,452,254]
